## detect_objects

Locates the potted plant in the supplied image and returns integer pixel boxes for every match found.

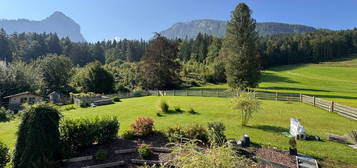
[289,137,298,155]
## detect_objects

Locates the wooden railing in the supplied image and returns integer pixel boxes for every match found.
[148,89,357,121]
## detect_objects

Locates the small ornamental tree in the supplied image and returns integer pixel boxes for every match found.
[13,103,61,168]
[232,91,260,127]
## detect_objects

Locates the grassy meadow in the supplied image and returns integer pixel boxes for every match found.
[1,96,357,167]
[195,56,357,107]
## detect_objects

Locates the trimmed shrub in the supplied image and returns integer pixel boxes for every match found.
[112,96,121,102]
[13,103,61,168]
[166,125,208,143]
[95,149,108,161]
[130,118,155,137]
[60,117,119,156]
[208,122,226,146]
[159,100,169,113]
[0,141,10,168]
[138,144,151,159]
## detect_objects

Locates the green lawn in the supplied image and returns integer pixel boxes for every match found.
[195,57,357,107]
[1,96,356,166]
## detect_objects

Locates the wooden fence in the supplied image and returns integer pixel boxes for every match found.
[149,89,357,121]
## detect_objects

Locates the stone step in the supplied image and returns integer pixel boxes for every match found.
[81,161,126,168]
[131,159,164,165]
[298,162,316,168]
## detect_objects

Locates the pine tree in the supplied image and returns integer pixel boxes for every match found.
[138,34,180,89]
[221,3,260,89]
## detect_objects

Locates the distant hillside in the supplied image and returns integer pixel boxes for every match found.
[0,11,85,42]
[160,19,317,39]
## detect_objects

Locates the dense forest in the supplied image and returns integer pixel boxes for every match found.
[1,26,357,104]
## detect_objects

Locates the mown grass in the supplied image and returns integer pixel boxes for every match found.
[1,96,356,167]
[195,57,357,107]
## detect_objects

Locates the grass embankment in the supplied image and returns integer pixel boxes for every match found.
[1,96,356,167]
[195,56,357,107]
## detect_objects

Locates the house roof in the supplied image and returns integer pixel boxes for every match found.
[4,91,42,99]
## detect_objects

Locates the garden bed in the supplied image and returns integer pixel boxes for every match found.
[63,134,297,168]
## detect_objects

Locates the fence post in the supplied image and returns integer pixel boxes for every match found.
[201,89,203,97]
[300,93,302,102]
[275,92,278,101]
[313,96,316,106]
[186,90,188,96]
[173,90,176,96]
[217,89,219,97]
[330,101,334,112]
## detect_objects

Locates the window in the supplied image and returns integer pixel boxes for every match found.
[29,97,35,105]
[20,97,27,104]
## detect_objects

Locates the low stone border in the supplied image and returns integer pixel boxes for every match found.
[81,161,126,168]
[114,148,137,154]
[62,155,93,163]
[151,147,172,153]
[131,159,164,165]
[252,156,290,168]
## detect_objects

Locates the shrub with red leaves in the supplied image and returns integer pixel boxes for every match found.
[130,118,155,137]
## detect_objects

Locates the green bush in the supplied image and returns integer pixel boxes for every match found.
[95,149,108,161]
[79,101,89,108]
[122,130,136,139]
[138,144,151,159]
[159,100,169,113]
[0,141,10,168]
[207,122,226,146]
[112,96,121,102]
[185,124,208,143]
[60,117,119,156]
[166,125,208,143]
[0,108,9,122]
[13,103,61,168]
[167,125,187,142]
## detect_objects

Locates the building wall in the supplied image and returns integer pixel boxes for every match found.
[9,94,43,105]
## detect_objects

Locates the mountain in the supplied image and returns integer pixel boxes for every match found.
[0,11,85,42]
[160,19,317,39]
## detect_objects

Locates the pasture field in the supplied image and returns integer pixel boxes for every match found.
[1,96,356,167]
[195,56,357,107]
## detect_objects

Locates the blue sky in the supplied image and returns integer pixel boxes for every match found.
[1,0,357,42]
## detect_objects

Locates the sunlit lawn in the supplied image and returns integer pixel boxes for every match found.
[1,96,356,166]
[194,57,357,107]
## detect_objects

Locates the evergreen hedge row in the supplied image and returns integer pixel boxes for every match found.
[60,117,119,157]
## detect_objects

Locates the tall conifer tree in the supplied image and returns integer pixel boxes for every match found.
[221,3,260,89]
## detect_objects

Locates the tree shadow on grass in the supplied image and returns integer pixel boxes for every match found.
[247,125,289,134]
[260,72,299,84]
[259,86,330,93]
